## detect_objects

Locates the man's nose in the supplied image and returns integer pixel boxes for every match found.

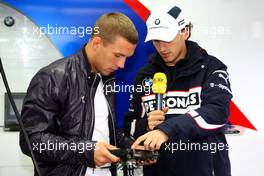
[116,57,126,69]
[156,41,167,52]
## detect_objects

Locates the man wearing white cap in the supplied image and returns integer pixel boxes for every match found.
[125,5,232,176]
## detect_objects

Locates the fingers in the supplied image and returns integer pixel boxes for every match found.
[148,110,166,130]
[103,144,120,162]
[132,130,169,151]
[131,132,159,150]
[143,135,162,150]
[131,134,148,149]
[138,159,157,165]
[106,153,119,163]
[147,108,169,130]
[132,145,145,150]
[95,153,119,166]
[147,137,158,150]
[162,107,169,113]
[148,110,166,121]
[105,143,118,150]
[149,107,169,117]
[94,142,120,166]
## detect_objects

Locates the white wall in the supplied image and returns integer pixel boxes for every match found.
[0,131,33,176]
[0,2,62,127]
[0,3,62,175]
[139,0,264,175]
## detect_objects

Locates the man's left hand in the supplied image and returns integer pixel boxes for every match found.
[131,129,169,151]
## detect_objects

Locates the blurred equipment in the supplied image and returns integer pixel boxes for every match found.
[4,92,26,131]
[111,149,159,176]
[224,123,240,134]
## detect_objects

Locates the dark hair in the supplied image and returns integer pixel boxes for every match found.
[180,22,193,40]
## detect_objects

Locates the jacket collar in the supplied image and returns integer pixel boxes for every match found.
[77,44,115,81]
[74,44,93,78]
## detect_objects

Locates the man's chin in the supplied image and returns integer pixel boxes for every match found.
[162,58,173,63]
[101,71,112,76]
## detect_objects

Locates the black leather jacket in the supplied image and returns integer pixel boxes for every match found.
[19,46,117,176]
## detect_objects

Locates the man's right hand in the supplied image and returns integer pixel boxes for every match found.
[147,107,169,130]
[94,142,120,167]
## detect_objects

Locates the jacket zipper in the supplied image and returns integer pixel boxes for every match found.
[80,74,98,176]
[106,100,116,146]
[104,77,117,146]
[88,74,98,139]
[78,165,84,176]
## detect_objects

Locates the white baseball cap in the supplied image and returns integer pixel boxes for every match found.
[145,6,187,42]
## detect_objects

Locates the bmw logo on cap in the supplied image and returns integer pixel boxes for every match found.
[154,19,160,25]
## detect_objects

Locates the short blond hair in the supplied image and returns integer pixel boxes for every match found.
[91,13,138,45]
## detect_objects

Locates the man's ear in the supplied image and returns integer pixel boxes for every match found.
[180,27,190,41]
[91,36,102,51]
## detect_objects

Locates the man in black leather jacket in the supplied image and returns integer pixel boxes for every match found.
[19,12,138,176]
